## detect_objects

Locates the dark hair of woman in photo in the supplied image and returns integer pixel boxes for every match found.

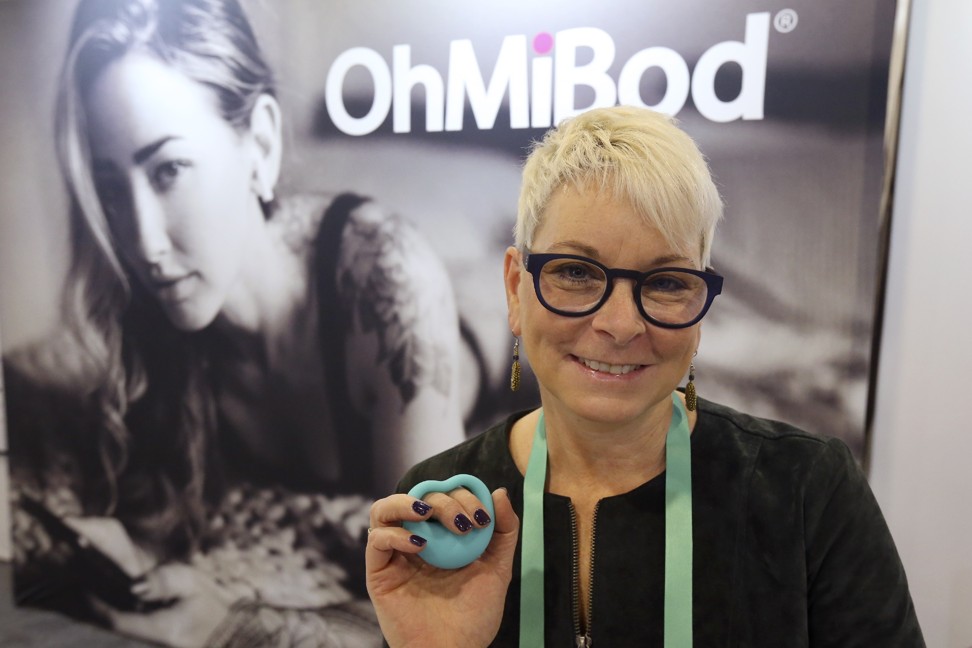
[364,105,925,647]
[7,0,463,645]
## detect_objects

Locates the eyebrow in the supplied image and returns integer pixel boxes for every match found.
[545,241,692,268]
[132,136,177,165]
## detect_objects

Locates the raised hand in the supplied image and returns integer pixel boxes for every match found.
[366,488,519,648]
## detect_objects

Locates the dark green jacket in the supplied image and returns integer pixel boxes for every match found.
[399,398,924,647]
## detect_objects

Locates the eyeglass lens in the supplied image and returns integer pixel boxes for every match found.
[537,257,709,325]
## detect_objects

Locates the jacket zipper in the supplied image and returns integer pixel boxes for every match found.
[570,501,600,647]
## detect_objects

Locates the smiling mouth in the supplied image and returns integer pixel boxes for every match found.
[578,357,644,376]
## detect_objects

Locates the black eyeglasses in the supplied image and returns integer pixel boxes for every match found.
[525,252,723,329]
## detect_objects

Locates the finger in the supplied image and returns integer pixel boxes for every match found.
[369,494,434,530]
[447,487,492,528]
[422,491,477,535]
[365,525,429,576]
[135,563,196,602]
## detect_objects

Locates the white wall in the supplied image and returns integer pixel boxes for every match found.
[868,0,972,646]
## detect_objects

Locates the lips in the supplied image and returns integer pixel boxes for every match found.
[152,272,197,302]
[578,356,644,376]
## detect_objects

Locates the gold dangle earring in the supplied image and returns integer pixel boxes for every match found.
[685,361,697,412]
[510,338,521,392]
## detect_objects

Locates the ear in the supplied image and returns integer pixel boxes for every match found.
[248,93,283,203]
[503,246,524,336]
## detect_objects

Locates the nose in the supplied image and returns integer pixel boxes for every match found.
[128,177,170,265]
[590,278,647,344]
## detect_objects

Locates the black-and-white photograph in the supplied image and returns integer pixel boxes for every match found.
[0,0,896,645]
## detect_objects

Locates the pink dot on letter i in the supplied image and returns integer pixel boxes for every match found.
[533,32,553,55]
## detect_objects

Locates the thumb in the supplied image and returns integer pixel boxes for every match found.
[482,488,519,571]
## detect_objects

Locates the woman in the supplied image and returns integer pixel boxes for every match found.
[8,0,462,645]
[365,106,925,646]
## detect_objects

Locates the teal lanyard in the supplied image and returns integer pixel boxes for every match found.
[519,392,694,647]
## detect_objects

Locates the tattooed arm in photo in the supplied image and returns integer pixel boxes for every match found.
[337,202,465,495]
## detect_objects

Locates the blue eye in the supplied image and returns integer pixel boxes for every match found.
[560,263,598,281]
[646,275,688,292]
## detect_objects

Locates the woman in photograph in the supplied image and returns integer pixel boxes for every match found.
[364,106,924,646]
[7,0,463,645]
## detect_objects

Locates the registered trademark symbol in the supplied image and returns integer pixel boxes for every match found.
[774,9,798,33]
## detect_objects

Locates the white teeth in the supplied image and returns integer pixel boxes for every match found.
[581,358,639,375]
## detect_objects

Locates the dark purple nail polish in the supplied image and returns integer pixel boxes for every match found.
[454,513,473,532]
[474,509,491,526]
[409,534,427,547]
[412,500,432,516]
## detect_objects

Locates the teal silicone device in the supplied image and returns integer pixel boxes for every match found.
[403,474,495,569]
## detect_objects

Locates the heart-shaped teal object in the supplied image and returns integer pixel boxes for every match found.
[403,474,495,569]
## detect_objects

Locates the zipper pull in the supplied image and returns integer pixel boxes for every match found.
[575,634,592,647]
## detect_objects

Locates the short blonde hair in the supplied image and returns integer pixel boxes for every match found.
[515,106,723,267]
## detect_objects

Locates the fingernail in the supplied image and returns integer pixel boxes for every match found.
[454,513,473,532]
[409,534,427,547]
[412,500,432,516]
[474,509,491,526]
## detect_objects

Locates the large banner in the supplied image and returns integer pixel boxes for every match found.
[0,0,896,645]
